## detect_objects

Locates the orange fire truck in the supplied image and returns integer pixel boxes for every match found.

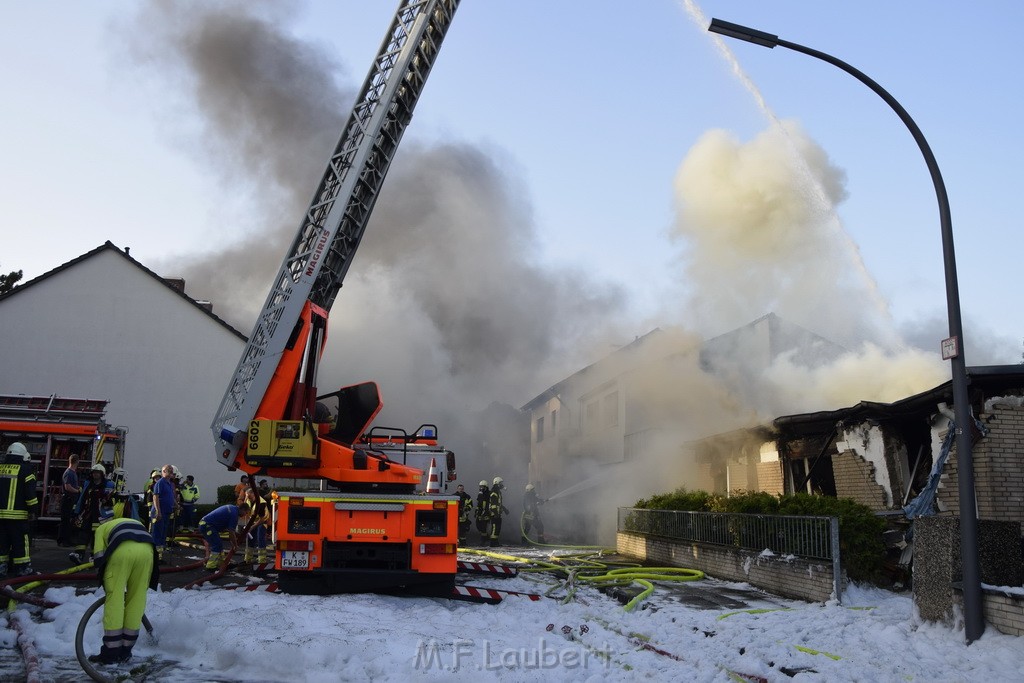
[0,393,127,522]
[210,0,463,595]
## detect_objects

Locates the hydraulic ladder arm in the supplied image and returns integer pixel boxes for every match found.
[212,0,462,469]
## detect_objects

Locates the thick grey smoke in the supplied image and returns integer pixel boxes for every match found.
[121,1,625,497]
[119,0,352,319]
[113,2,1008,545]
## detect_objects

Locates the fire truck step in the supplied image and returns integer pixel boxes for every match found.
[450,584,541,604]
[456,560,519,578]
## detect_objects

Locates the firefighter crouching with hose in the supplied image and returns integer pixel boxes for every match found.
[487,477,508,547]
[199,500,251,570]
[88,499,159,665]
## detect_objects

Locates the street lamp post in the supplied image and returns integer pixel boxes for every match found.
[707,18,984,643]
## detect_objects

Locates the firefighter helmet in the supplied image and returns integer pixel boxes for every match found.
[5,442,29,459]
[525,484,535,492]
[492,476,503,488]
[91,463,107,475]
[479,480,488,488]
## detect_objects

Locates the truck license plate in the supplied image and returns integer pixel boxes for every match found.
[281,551,309,568]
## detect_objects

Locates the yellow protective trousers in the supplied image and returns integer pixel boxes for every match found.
[102,540,153,632]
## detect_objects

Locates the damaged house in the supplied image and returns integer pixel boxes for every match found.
[720,365,1024,635]
[770,365,1024,523]
[522,313,847,532]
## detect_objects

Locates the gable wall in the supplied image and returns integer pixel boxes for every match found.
[0,249,245,499]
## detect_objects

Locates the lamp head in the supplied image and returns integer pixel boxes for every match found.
[708,18,779,48]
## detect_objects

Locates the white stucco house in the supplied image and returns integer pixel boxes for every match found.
[0,242,247,501]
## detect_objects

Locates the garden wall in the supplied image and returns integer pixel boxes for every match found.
[617,531,839,603]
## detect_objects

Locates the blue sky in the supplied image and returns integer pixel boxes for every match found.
[3,0,1023,366]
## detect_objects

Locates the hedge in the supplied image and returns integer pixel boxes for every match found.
[633,488,886,582]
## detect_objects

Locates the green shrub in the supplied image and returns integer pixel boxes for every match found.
[217,485,235,505]
[634,487,724,512]
[632,488,886,582]
[723,490,781,515]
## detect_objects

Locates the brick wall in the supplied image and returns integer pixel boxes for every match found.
[832,450,888,510]
[973,405,1024,525]
[728,460,751,493]
[935,404,1024,524]
[982,590,1024,636]
[617,531,838,603]
[756,461,784,495]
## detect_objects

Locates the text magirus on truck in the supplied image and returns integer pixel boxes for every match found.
[209,0,463,596]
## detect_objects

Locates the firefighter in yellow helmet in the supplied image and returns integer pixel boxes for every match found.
[487,476,508,547]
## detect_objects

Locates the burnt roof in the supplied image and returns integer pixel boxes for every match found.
[773,365,1024,437]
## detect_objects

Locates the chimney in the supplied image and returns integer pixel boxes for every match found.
[162,278,186,293]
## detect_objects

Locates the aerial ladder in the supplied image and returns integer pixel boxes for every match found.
[210,0,462,595]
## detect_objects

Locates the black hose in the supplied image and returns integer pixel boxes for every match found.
[74,594,155,683]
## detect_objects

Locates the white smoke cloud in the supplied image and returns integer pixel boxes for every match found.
[671,121,898,350]
[762,344,948,415]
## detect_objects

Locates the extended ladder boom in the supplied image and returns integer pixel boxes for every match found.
[212,0,461,466]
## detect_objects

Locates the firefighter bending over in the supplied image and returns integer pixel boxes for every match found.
[88,500,158,664]
[487,477,508,547]
[199,501,251,570]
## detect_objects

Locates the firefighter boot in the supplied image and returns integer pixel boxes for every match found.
[88,644,120,665]
[204,552,223,570]
[118,633,139,663]
[257,549,267,565]
[243,548,254,564]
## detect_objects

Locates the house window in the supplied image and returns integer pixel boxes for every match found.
[536,416,544,443]
[585,400,599,431]
[603,391,618,427]
[550,409,557,435]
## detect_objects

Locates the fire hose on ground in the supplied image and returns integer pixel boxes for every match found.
[473,523,705,612]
